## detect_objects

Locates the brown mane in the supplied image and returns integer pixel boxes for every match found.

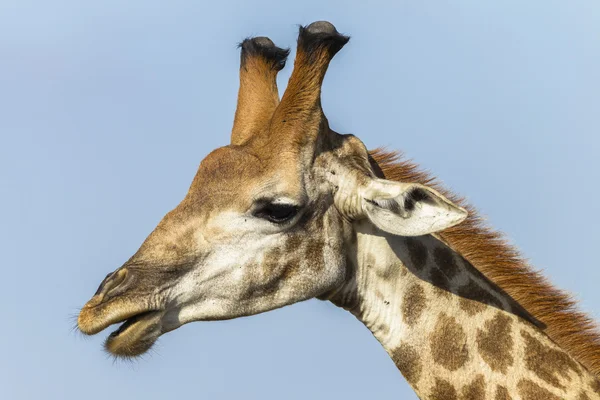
[369,148,600,376]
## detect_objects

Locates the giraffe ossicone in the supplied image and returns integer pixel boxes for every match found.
[78,21,600,399]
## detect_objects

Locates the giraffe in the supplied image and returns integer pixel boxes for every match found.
[77,21,600,399]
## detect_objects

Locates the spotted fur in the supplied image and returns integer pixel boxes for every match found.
[370,149,600,377]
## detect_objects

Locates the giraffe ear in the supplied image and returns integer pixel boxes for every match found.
[361,179,468,236]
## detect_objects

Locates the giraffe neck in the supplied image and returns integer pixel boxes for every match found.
[327,221,600,399]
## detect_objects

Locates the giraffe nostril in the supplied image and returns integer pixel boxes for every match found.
[94,268,129,299]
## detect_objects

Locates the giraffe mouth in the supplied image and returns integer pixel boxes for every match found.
[78,298,167,358]
[103,310,165,358]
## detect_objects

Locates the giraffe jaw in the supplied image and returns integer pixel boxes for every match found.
[104,310,165,358]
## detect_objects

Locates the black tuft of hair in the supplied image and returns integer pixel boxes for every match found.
[298,21,350,60]
[403,187,431,212]
[239,37,290,71]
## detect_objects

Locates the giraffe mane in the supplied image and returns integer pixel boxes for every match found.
[369,148,600,377]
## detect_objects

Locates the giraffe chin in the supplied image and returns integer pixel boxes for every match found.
[104,310,164,358]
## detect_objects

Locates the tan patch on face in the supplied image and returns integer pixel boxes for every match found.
[517,379,560,400]
[430,378,458,400]
[430,313,469,371]
[280,259,299,281]
[272,234,303,281]
[304,239,324,270]
[259,251,286,294]
[477,313,514,373]
[461,375,486,400]
[285,234,304,253]
[263,248,283,279]
[405,237,428,271]
[495,385,512,400]
[521,330,582,389]
[402,283,427,326]
[253,237,306,297]
[458,279,503,316]
[391,343,422,387]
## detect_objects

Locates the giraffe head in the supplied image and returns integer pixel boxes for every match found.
[77,21,467,358]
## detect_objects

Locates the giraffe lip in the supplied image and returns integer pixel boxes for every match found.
[108,311,159,338]
[104,310,164,357]
[77,299,162,335]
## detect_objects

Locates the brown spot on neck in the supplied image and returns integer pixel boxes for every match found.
[402,283,427,326]
[517,379,560,400]
[522,330,582,389]
[430,378,458,400]
[391,343,422,388]
[430,313,470,371]
[462,375,486,400]
[477,313,514,373]
[495,385,512,400]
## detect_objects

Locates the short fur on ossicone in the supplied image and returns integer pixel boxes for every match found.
[369,148,600,377]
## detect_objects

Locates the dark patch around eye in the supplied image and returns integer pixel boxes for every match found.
[404,188,430,211]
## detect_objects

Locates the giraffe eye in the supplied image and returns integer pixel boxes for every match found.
[254,203,300,224]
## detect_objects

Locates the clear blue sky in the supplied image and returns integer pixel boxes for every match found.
[1,1,599,399]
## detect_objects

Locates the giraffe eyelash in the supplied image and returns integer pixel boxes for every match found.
[253,203,301,224]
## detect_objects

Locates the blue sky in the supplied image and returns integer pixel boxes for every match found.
[1,1,599,399]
